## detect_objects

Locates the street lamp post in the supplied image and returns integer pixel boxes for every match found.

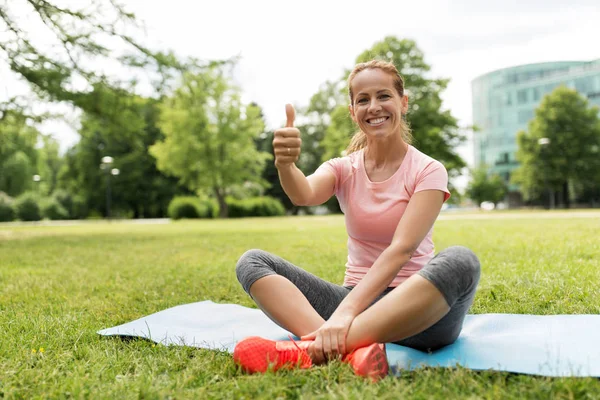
[537,138,553,209]
[32,174,41,194]
[100,157,119,219]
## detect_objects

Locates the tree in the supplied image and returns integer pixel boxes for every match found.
[36,134,63,196]
[150,66,270,218]
[0,0,182,119]
[512,86,600,208]
[58,92,188,218]
[0,110,39,196]
[466,166,507,207]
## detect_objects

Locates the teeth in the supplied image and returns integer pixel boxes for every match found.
[368,117,387,124]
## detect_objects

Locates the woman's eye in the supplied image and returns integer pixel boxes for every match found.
[357,98,368,104]
[379,94,391,100]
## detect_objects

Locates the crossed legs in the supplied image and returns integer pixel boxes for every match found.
[236,246,480,354]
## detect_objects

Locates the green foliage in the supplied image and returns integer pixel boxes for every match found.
[71,195,89,220]
[36,134,64,196]
[150,64,270,218]
[168,197,202,220]
[466,166,507,206]
[0,191,15,222]
[321,105,356,161]
[58,94,189,218]
[0,0,182,120]
[226,196,285,218]
[167,196,216,220]
[40,197,69,220]
[14,192,41,221]
[0,111,40,197]
[52,189,73,217]
[513,87,600,206]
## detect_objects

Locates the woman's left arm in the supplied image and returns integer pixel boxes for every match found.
[302,189,446,361]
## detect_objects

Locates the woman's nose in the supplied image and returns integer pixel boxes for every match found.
[368,100,382,113]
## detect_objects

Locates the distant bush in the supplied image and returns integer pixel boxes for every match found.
[14,192,42,221]
[200,199,218,219]
[0,192,15,222]
[40,197,69,220]
[168,196,202,220]
[226,196,285,218]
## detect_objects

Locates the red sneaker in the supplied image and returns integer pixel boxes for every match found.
[233,336,313,373]
[343,343,388,381]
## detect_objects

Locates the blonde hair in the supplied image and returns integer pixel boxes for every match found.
[346,60,413,155]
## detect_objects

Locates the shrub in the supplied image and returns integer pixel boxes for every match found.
[0,192,15,222]
[40,197,69,220]
[226,196,285,218]
[168,196,202,220]
[52,190,74,217]
[14,192,42,221]
[199,199,218,219]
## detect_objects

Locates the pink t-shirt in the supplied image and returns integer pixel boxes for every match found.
[316,145,450,287]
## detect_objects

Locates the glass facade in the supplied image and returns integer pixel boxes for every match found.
[471,59,600,191]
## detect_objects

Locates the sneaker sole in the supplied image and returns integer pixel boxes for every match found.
[355,344,389,381]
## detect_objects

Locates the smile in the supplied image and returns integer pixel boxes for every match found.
[366,117,389,126]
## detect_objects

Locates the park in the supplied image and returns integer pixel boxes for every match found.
[2,0,600,398]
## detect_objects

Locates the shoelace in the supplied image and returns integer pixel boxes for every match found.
[275,335,312,368]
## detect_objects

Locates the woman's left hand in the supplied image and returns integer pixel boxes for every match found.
[301,311,355,364]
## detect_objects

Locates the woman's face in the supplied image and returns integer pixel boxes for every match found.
[349,68,408,140]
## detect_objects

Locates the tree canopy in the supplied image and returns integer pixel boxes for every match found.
[0,0,186,123]
[150,65,270,218]
[466,166,507,207]
[512,86,600,207]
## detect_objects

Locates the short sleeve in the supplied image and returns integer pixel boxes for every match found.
[314,157,344,194]
[414,160,451,202]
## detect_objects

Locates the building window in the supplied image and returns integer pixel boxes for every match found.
[495,152,510,165]
[518,109,534,124]
[533,87,541,101]
[505,92,512,106]
[575,78,590,93]
[545,84,557,95]
[517,89,528,104]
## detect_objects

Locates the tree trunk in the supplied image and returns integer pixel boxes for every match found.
[214,187,228,218]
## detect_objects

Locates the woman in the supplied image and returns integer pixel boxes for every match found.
[234,60,480,380]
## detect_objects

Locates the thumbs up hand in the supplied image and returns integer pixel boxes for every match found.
[273,104,302,168]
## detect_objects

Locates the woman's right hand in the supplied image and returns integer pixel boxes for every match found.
[273,104,302,168]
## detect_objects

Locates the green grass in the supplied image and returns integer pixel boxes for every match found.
[1,212,600,399]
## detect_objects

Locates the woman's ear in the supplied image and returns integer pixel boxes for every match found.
[349,104,357,122]
[401,95,409,115]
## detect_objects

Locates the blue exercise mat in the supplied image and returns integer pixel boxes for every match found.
[97,301,600,377]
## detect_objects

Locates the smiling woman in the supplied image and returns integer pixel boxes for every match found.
[346,60,413,156]
[233,59,480,380]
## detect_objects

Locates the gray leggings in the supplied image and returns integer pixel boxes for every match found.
[236,246,480,352]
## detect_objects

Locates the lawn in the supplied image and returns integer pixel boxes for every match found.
[1,212,600,399]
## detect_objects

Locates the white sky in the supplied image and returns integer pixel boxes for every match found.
[3,0,600,186]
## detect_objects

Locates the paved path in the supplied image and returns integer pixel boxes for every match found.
[438,210,600,220]
[1,211,599,228]
[0,218,171,228]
